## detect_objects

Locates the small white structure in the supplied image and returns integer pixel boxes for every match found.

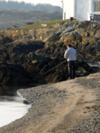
[63,0,100,20]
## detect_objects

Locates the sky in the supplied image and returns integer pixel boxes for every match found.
[5,0,62,7]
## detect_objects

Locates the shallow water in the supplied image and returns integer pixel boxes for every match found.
[0,100,31,127]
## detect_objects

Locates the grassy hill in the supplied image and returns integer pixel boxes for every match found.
[0,1,62,29]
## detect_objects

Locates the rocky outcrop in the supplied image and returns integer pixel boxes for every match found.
[0,64,33,95]
[44,20,100,61]
[0,20,100,95]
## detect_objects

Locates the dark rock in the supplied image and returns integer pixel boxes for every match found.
[95,41,100,52]
[0,63,32,95]
[12,40,44,54]
[46,32,61,43]
[0,48,9,63]
[0,35,13,44]
[23,100,30,104]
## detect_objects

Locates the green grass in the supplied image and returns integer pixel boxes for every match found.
[21,19,64,30]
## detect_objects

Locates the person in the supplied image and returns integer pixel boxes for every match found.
[64,44,77,79]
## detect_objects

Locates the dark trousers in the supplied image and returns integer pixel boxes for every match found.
[68,61,76,79]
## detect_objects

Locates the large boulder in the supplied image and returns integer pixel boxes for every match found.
[60,31,82,46]
[0,48,9,63]
[0,35,13,44]
[0,64,32,95]
[12,40,44,54]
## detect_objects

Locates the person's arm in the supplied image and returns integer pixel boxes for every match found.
[64,49,68,59]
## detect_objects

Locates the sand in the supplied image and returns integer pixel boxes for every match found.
[0,72,99,133]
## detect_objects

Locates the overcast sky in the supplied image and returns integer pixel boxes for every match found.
[5,0,62,6]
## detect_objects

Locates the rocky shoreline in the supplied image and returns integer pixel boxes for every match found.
[0,20,100,95]
[0,72,99,133]
[0,19,100,132]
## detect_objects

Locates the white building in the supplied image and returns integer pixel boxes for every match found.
[63,0,100,20]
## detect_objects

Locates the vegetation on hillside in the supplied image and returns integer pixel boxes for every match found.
[0,1,62,29]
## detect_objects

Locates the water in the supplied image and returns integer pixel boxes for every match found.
[0,98,31,127]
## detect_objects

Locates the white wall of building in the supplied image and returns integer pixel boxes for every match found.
[75,0,92,20]
[63,0,94,20]
[63,0,75,19]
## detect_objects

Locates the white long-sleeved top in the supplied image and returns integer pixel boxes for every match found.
[64,47,77,61]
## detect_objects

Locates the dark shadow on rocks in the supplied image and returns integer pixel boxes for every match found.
[0,85,18,96]
[37,56,99,83]
[0,63,37,96]
[0,63,32,85]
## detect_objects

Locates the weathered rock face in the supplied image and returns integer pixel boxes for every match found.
[0,20,99,95]
[44,20,100,62]
[0,35,13,44]
[33,20,100,83]
[0,48,9,63]
[0,64,32,95]
[0,39,45,95]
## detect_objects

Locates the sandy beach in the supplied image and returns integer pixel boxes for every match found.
[0,72,100,133]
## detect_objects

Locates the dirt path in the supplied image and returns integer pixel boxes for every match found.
[0,73,100,133]
[25,81,98,133]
